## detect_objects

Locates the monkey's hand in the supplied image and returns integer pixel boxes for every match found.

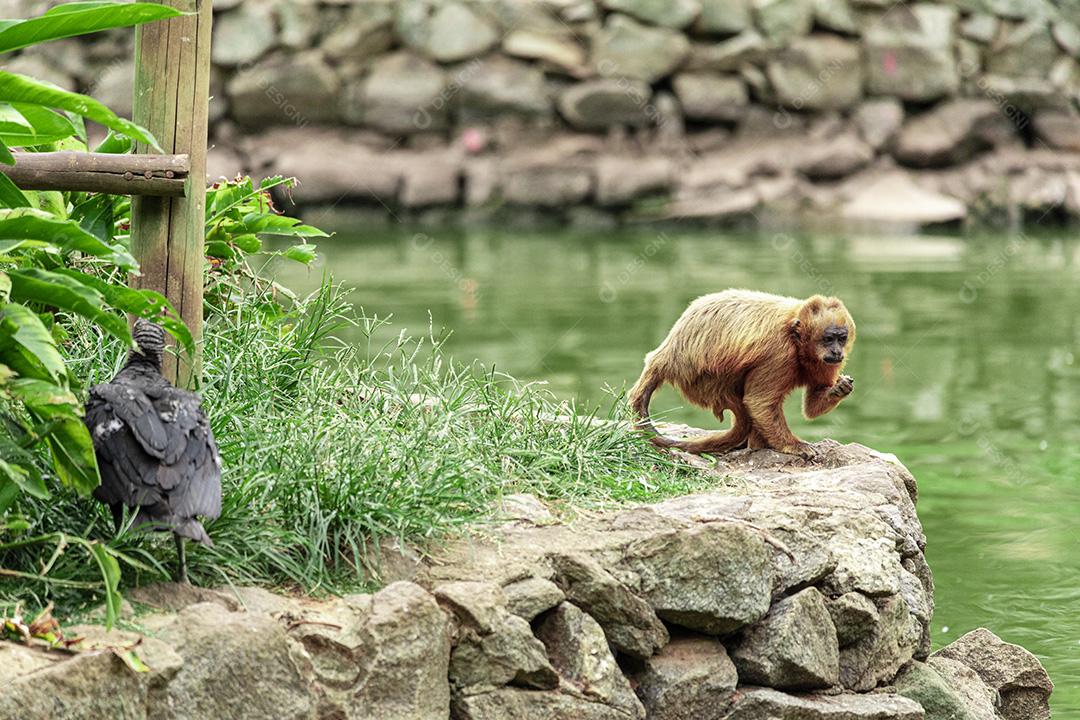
[781,441,820,461]
[828,374,854,398]
[789,317,802,342]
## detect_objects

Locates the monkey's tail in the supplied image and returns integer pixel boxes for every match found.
[628,365,679,449]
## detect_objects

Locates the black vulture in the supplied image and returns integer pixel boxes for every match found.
[85,318,222,582]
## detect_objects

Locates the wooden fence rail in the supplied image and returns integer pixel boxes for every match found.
[0,151,189,196]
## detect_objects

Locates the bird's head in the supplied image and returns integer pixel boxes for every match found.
[129,318,166,370]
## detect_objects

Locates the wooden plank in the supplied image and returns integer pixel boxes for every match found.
[0,151,189,195]
[131,0,211,387]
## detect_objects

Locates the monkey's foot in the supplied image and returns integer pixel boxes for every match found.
[780,442,820,461]
[829,374,854,398]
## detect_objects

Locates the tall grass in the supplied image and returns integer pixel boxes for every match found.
[1,280,706,614]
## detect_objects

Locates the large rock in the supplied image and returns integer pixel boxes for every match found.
[212,5,275,67]
[591,14,690,83]
[753,0,813,43]
[1033,110,1080,151]
[457,55,552,121]
[826,592,880,647]
[686,30,771,72]
[933,628,1054,720]
[630,636,738,719]
[695,0,753,35]
[557,79,654,130]
[767,35,862,110]
[226,52,340,127]
[453,686,642,720]
[501,164,593,206]
[322,2,395,62]
[503,30,586,75]
[842,171,967,225]
[726,687,925,719]
[549,552,669,657]
[595,156,674,206]
[853,98,904,150]
[894,100,1011,167]
[986,19,1060,79]
[839,594,921,692]
[894,659,997,720]
[351,52,447,134]
[398,0,498,63]
[795,131,874,180]
[672,72,747,121]
[502,576,565,620]
[450,613,559,691]
[600,0,701,29]
[619,523,773,635]
[535,603,646,719]
[864,4,959,101]
[730,587,840,690]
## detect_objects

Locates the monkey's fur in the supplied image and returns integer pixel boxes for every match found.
[629,289,855,459]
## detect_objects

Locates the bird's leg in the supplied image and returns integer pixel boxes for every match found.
[174,533,188,584]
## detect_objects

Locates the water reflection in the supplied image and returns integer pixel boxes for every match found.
[272,226,1080,713]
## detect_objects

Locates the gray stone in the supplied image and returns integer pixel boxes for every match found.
[353,52,447,134]
[595,156,674,206]
[399,0,499,63]
[1033,110,1080,151]
[557,79,654,130]
[621,523,773,635]
[895,659,997,720]
[453,686,641,720]
[826,592,879,647]
[960,13,999,44]
[458,56,552,121]
[673,72,747,121]
[726,687,925,720]
[753,0,813,43]
[434,580,506,633]
[601,0,701,29]
[275,0,320,50]
[986,20,1060,79]
[549,552,669,657]
[450,614,559,691]
[685,30,771,72]
[591,14,690,83]
[322,3,395,62]
[212,5,276,66]
[894,99,1011,167]
[842,170,967,226]
[227,52,340,127]
[399,155,460,207]
[933,628,1053,720]
[796,131,874,180]
[730,587,839,690]
[695,0,753,35]
[2,53,76,92]
[89,58,135,119]
[813,0,858,35]
[630,636,738,719]
[503,577,565,620]
[1053,19,1080,57]
[928,656,1000,720]
[864,5,959,101]
[502,164,593,206]
[767,35,862,110]
[535,603,646,719]
[839,594,921,691]
[503,30,586,75]
[853,98,904,150]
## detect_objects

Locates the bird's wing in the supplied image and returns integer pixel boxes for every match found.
[85,387,164,508]
[165,414,223,521]
[89,383,169,459]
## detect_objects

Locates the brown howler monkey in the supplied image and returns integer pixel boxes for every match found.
[629,289,855,459]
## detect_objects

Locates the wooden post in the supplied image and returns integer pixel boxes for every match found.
[131,0,211,387]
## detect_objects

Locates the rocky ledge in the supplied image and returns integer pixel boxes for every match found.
[0,442,1054,719]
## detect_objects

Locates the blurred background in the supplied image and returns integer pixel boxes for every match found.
[7,0,1079,711]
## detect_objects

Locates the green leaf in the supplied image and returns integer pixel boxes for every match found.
[0,270,9,300]
[93,130,132,154]
[0,171,29,208]
[0,103,76,146]
[6,377,79,409]
[242,212,328,238]
[0,457,48,500]
[40,416,98,495]
[72,193,114,242]
[231,233,260,253]
[0,72,160,150]
[7,267,131,344]
[283,244,317,264]
[0,137,12,165]
[0,2,186,55]
[0,208,137,270]
[0,302,66,382]
[89,542,122,630]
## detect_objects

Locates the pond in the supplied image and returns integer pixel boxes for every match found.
[273,223,1080,713]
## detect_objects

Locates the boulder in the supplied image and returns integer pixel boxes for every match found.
[226,52,340,128]
[591,14,690,83]
[686,30,771,72]
[503,577,565,620]
[212,4,276,66]
[619,523,773,635]
[796,131,874,180]
[322,3,395,62]
[767,35,862,110]
[399,155,460,207]
[450,614,559,691]
[933,628,1053,720]
[813,0,858,35]
[853,98,904,150]
[600,0,701,29]
[275,0,320,50]
[986,20,1060,79]
[595,156,674,206]
[839,594,921,691]
[457,55,552,121]
[826,592,880,647]
[1033,110,1080,151]
[727,688,924,719]
[535,603,646,719]
[753,0,813,43]
[672,73,747,122]
[730,587,839,690]
[928,656,1001,720]
[549,552,669,657]
[894,100,1011,167]
[503,31,586,75]
[894,659,997,720]
[398,0,498,63]
[842,171,967,225]
[351,52,447,134]
[501,164,593,206]
[453,687,642,720]
[434,581,507,633]
[89,58,134,119]
[695,0,753,35]
[1053,19,1080,57]
[864,4,959,101]
[960,13,999,44]
[557,79,654,130]
[630,636,738,719]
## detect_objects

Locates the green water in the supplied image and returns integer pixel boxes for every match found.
[274,225,1080,714]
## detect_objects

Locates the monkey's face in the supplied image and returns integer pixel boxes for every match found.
[799,297,855,369]
[819,324,849,365]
